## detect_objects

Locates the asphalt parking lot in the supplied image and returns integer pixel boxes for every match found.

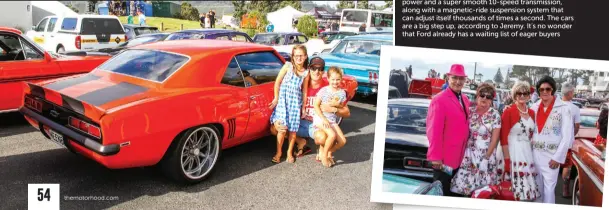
[0,96,392,210]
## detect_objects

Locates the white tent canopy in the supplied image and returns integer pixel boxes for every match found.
[31,1,78,25]
[266,6,306,33]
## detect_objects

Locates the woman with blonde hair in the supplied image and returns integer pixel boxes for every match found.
[499,81,540,201]
[450,83,502,196]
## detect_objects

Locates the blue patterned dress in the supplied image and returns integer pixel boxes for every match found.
[270,63,309,132]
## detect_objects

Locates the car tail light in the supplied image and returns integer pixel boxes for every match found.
[124,35,128,42]
[24,96,42,112]
[369,71,372,82]
[68,116,101,138]
[373,72,378,84]
[75,36,81,49]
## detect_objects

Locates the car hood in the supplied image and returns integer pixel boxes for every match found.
[320,53,379,69]
[382,173,430,194]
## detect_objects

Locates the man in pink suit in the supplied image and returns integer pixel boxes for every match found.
[426,64,471,196]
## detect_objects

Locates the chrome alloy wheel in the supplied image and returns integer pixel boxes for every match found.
[180,127,220,180]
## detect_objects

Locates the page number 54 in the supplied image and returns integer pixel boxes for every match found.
[38,188,51,201]
[28,184,59,210]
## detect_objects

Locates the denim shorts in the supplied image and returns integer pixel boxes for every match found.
[296,119,316,139]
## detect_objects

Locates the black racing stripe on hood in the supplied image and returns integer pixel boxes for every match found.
[45,74,101,91]
[62,95,85,115]
[29,83,46,99]
[76,82,148,106]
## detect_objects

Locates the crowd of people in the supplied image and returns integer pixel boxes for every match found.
[199,10,216,29]
[426,64,608,203]
[268,45,350,167]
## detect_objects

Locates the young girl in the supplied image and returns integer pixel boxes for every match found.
[269,45,309,163]
[313,67,347,168]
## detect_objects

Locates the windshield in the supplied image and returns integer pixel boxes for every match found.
[80,18,124,35]
[165,32,204,41]
[371,12,393,27]
[386,104,427,135]
[97,50,189,82]
[123,36,160,47]
[581,115,599,128]
[342,10,368,23]
[333,40,390,55]
[134,27,160,35]
[254,34,280,45]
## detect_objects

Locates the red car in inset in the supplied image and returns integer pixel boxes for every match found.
[0,27,110,113]
[20,40,358,184]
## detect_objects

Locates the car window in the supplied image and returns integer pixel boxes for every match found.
[221,57,245,87]
[215,35,229,40]
[386,105,427,135]
[343,40,385,55]
[47,18,58,32]
[134,27,160,35]
[60,18,78,31]
[235,51,283,85]
[97,50,189,83]
[20,38,43,60]
[165,32,201,40]
[232,34,250,42]
[125,36,159,47]
[80,18,124,35]
[124,28,131,33]
[36,18,48,32]
[581,115,599,128]
[297,35,307,43]
[0,34,23,61]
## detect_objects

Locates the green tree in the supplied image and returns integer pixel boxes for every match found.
[357,0,369,9]
[493,68,504,84]
[67,3,79,13]
[385,0,393,8]
[368,4,377,10]
[337,0,355,9]
[279,0,302,11]
[232,0,247,20]
[297,15,318,37]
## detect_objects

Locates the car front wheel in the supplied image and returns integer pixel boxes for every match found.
[161,125,222,184]
[572,175,580,205]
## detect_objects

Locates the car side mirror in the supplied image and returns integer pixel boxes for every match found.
[43,52,52,62]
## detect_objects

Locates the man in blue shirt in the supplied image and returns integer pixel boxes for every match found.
[266,23,274,32]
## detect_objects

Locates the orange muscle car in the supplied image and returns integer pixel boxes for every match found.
[0,27,110,112]
[20,40,357,184]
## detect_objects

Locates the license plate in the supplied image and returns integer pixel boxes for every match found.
[48,129,65,148]
[403,158,431,168]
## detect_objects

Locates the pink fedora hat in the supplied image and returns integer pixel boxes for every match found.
[446,64,467,77]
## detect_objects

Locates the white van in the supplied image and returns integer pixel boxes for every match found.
[26,15,126,53]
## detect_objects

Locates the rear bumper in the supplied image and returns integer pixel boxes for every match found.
[20,107,119,156]
[384,142,434,181]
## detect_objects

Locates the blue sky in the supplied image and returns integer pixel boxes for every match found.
[391,58,513,82]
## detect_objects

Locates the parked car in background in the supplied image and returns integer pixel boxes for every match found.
[164,29,253,42]
[252,32,308,46]
[382,173,443,195]
[0,27,109,112]
[575,109,601,141]
[324,32,357,44]
[122,24,160,41]
[84,33,169,55]
[384,98,433,182]
[573,101,584,109]
[388,86,402,99]
[570,138,604,207]
[20,39,358,184]
[25,15,126,53]
[318,35,392,97]
[599,102,609,111]
[358,31,393,35]
[584,97,607,107]
[389,69,410,98]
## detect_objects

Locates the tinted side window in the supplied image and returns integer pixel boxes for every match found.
[36,18,48,32]
[47,18,58,32]
[61,18,78,31]
[80,18,124,35]
[20,38,43,60]
[221,57,245,87]
[232,34,250,42]
[235,51,283,84]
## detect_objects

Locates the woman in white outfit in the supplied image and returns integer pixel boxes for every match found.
[530,76,574,203]
[205,13,211,28]
[499,81,540,201]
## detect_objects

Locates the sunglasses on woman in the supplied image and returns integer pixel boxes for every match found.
[516,92,530,97]
[478,93,494,100]
[539,87,553,92]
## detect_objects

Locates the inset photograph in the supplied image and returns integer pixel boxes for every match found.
[371,46,607,210]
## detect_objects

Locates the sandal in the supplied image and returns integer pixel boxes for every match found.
[286,156,295,163]
[295,146,312,158]
[271,155,281,164]
[329,156,336,166]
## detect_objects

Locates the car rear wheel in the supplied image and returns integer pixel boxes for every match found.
[572,175,580,205]
[161,125,221,184]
